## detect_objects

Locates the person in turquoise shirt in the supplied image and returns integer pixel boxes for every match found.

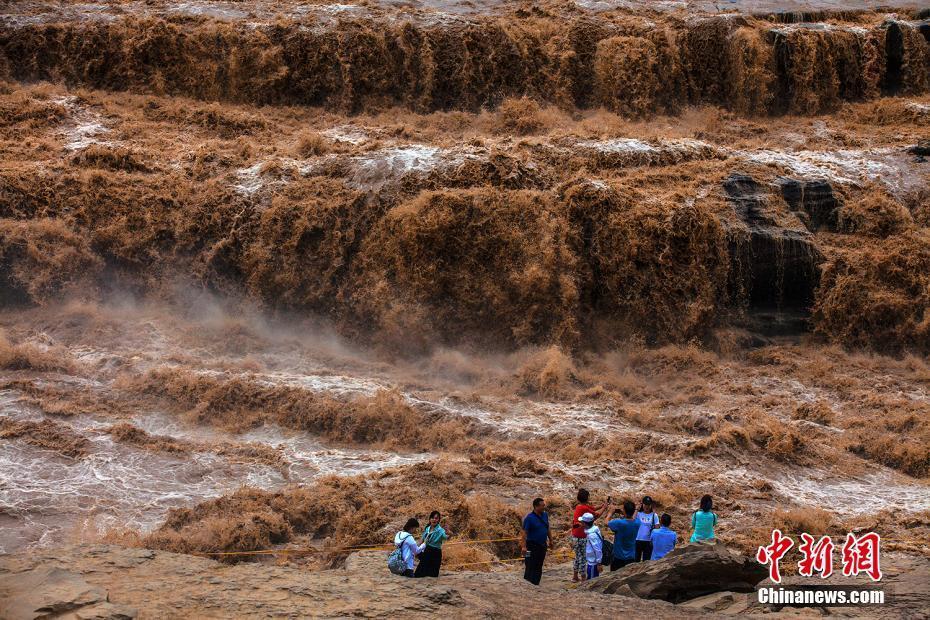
[690,495,718,543]
[414,510,449,577]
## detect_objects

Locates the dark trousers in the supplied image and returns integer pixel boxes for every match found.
[610,557,632,571]
[414,545,442,578]
[523,541,547,585]
[635,540,653,562]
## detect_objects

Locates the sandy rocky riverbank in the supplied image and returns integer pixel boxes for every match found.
[2,544,930,618]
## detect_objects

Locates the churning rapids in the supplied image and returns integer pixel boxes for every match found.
[2,300,930,555]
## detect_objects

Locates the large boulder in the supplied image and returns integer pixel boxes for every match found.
[581,543,767,603]
[343,550,388,574]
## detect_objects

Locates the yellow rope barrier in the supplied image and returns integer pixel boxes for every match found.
[193,536,524,557]
[336,537,521,552]
[444,552,574,570]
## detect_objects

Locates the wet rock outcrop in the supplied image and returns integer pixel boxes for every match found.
[723,174,823,309]
[0,566,136,620]
[908,138,930,157]
[883,20,930,95]
[582,543,767,603]
[777,177,842,231]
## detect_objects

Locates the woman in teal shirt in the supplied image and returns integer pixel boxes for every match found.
[414,511,449,577]
[690,495,718,543]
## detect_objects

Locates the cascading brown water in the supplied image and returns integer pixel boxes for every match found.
[1,3,930,594]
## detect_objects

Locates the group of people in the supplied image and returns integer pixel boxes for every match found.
[386,490,718,585]
[388,511,449,578]
[520,490,718,585]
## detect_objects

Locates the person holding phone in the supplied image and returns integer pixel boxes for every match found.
[415,510,449,577]
[520,497,552,585]
[634,496,659,562]
[570,489,610,582]
[606,500,639,570]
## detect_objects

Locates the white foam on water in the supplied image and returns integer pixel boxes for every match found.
[405,392,658,438]
[316,3,366,14]
[575,139,923,191]
[167,1,249,20]
[52,96,113,151]
[347,144,482,190]
[192,367,387,397]
[231,158,303,196]
[771,469,930,517]
[576,137,723,161]
[355,144,441,171]
[0,405,433,553]
[771,22,870,35]
[579,137,656,154]
[321,125,370,145]
[178,362,658,439]
[0,431,285,554]
[232,162,271,195]
[132,410,431,480]
[574,0,685,11]
[737,147,899,185]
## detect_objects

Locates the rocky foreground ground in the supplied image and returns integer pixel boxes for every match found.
[2,544,929,618]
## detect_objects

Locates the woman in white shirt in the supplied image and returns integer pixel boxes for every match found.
[634,496,659,562]
[390,518,421,577]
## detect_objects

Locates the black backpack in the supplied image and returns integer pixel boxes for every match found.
[600,536,613,566]
[590,530,613,566]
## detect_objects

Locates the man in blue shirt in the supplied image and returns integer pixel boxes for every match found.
[650,513,677,560]
[520,497,552,585]
[606,500,640,571]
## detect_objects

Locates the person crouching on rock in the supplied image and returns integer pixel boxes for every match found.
[389,518,421,577]
[579,512,603,580]
[414,510,449,578]
[520,497,552,586]
[690,494,718,544]
[650,513,677,559]
[634,496,659,562]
